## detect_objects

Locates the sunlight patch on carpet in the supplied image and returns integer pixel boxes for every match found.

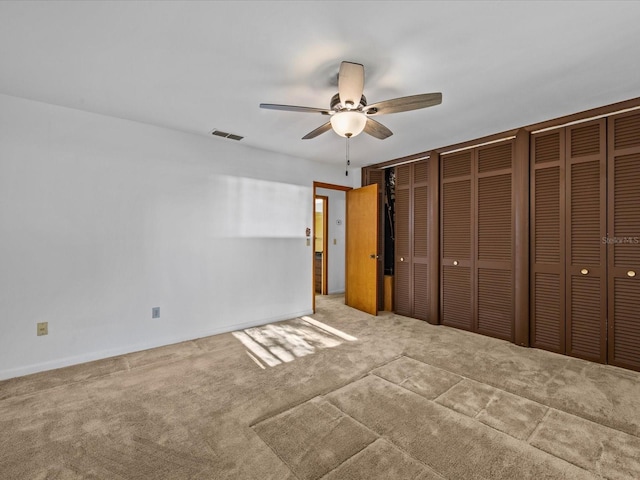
[232,318,357,368]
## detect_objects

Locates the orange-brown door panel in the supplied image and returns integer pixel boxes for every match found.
[346,184,379,315]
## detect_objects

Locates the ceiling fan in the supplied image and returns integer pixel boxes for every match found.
[260,61,442,140]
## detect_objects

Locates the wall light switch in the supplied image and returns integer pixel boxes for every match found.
[152,307,160,319]
[37,322,48,336]
[306,238,310,246]
[333,239,337,245]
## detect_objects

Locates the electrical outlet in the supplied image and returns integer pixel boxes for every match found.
[306,238,310,246]
[333,238,337,245]
[37,322,48,336]
[152,307,160,319]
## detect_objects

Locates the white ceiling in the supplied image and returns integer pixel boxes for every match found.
[1,1,640,168]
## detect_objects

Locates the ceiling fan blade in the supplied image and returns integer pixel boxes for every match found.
[338,62,364,109]
[260,103,331,115]
[364,118,393,139]
[302,122,332,140]
[364,93,442,115]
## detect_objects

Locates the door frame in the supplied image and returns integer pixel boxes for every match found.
[315,195,329,294]
[312,182,352,313]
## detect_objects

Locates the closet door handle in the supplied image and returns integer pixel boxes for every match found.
[399,257,404,262]
[580,268,589,275]
[453,260,459,266]
[628,270,636,278]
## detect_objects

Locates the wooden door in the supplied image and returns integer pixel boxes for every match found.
[364,168,385,311]
[607,111,640,371]
[395,164,411,316]
[565,120,607,363]
[440,151,473,330]
[346,184,379,315]
[476,142,515,341]
[395,160,430,320]
[440,142,515,338]
[412,160,430,320]
[530,130,566,353]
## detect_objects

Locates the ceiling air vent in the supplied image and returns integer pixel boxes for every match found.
[210,129,244,141]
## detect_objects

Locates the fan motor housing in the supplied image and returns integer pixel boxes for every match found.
[330,93,367,111]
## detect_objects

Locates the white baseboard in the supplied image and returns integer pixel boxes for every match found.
[0,309,314,381]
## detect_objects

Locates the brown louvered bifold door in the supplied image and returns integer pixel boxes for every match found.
[413,161,429,320]
[607,111,640,371]
[476,142,515,341]
[566,120,607,363]
[530,131,566,353]
[441,151,473,330]
[394,160,430,320]
[395,165,412,316]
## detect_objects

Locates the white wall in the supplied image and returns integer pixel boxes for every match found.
[316,188,346,294]
[0,94,351,380]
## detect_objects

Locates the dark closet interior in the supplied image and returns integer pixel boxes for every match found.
[363,100,640,372]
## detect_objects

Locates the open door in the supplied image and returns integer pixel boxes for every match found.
[346,184,379,315]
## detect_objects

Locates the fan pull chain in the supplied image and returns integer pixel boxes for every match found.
[345,135,351,176]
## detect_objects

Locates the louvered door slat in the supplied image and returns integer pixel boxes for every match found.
[570,162,602,265]
[395,167,411,317]
[478,142,512,172]
[414,185,428,258]
[611,279,640,369]
[533,273,563,352]
[478,174,512,261]
[608,112,640,371]
[613,154,640,266]
[394,160,430,320]
[569,276,602,359]
[477,268,513,340]
[475,141,515,341]
[571,123,600,157]
[535,132,561,164]
[413,263,429,321]
[442,181,471,259]
[442,266,472,330]
[443,151,471,178]
[413,174,429,320]
[566,120,606,363]
[531,131,565,353]
[395,188,410,258]
[395,261,411,317]
[441,151,472,329]
[535,167,561,263]
[441,141,515,340]
[614,112,640,150]
[414,160,429,183]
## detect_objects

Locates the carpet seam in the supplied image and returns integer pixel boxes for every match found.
[324,371,458,479]
[525,406,552,444]
[330,374,601,480]
[247,430,303,480]
[322,396,449,480]
[248,354,404,428]
[524,409,612,480]
[324,390,450,480]
[315,437,379,480]
[399,352,640,441]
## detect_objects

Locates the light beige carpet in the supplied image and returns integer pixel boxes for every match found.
[1,294,639,479]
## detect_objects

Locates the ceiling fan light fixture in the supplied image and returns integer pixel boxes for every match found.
[330,111,367,138]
